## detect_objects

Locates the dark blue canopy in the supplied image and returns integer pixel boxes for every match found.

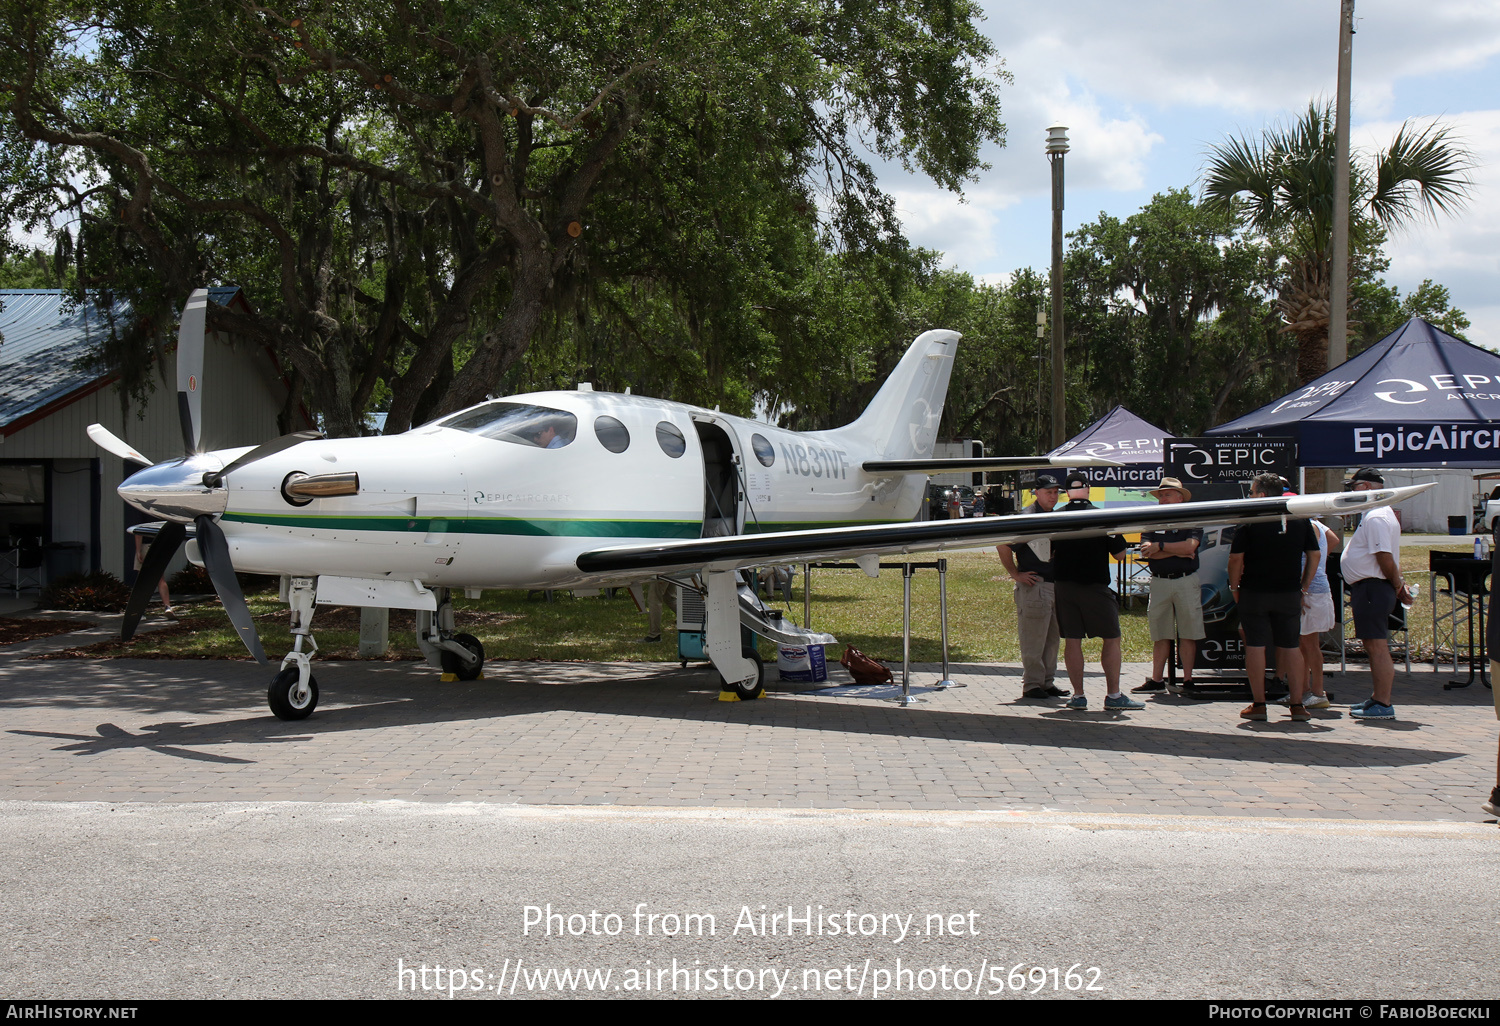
[1048,404,1167,488]
[1208,318,1500,468]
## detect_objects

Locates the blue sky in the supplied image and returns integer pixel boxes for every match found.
[880,0,1500,347]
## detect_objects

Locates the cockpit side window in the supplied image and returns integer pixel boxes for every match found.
[434,402,577,448]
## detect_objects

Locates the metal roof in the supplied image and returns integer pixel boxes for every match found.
[0,287,241,429]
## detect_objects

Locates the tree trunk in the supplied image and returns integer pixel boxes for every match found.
[438,246,554,415]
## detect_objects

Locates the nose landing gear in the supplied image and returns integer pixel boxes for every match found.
[269,576,321,720]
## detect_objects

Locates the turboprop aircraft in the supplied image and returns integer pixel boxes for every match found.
[87,290,1427,721]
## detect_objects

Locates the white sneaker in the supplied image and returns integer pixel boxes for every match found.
[1302,693,1331,709]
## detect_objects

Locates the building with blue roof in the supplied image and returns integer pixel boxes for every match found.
[0,288,305,597]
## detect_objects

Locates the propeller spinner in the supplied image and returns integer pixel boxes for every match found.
[89,288,319,663]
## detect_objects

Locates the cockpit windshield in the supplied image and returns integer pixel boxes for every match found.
[434,402,578,448]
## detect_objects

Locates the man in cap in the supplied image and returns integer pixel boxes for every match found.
[997,473,1066,698]
[1133,477,1205,693]
[1050,474,1142,711]
[1341,467,1411,719]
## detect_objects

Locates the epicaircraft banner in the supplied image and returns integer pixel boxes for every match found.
[1303,422,1500,466]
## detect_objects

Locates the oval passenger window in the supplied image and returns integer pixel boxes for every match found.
[594,415,630,453]
[751,433,775,467]
[656,422,687,458]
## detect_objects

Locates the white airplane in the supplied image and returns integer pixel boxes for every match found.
[87,290,1426,720]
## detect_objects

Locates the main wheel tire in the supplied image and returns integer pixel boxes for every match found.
[440,632,485,681]
[718,651,765,700]
[268,666,319,720]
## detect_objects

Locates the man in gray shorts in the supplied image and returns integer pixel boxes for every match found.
[1050,474,1141,712]
[1134,477,1205,692]
[1340,467,1411,720]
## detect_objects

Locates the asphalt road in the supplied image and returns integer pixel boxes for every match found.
[2,801,1496,1001]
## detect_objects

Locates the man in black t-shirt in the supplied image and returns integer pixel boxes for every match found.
[1228,473,1319,722]
[1050,474,1141,712]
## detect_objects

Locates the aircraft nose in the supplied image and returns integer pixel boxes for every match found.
[118,454,228,522]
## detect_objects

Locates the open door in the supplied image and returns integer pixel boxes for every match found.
[693,419,741,538]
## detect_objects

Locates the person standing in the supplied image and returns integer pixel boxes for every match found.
[1294,517,1342,708]
[133,531,174,614]
[1227,472,1319,722]
[1051,474,1141,711]
[1134,477,1204,693]
[997,474,1066,699]
[1341,467,1411,720]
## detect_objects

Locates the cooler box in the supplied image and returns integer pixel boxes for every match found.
[777,643,827,682]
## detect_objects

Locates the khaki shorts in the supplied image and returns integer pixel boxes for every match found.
[1148,574,1205,642]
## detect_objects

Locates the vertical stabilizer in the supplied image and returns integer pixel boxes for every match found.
[834,329,961,459]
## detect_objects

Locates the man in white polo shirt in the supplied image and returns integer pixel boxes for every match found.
[1340,467,1411,720]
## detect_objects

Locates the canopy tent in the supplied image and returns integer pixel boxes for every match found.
[1208,318,1500,468]
[1047,404,1168,490]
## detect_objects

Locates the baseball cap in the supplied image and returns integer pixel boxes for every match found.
[1033,473,1060,489]
[1064,473,1090,490]
[1349,467,1385,486]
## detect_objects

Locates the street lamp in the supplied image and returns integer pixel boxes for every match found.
[1046,124,1068,447]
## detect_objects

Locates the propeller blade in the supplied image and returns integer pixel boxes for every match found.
[194,514,268,664]
[176,288,208,453]
[203,430,323,487]
[121,521,186,640]
[86,424,153,467]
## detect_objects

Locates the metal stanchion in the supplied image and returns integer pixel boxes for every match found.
[897,561,918,705]
[803,562,811,628]
[934,557,962,689]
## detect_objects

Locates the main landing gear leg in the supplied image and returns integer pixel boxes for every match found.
[706,570,763,701]
[269,576,320,720]
[416,588,485,682]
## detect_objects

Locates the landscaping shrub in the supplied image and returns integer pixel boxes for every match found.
[40,571,131,612]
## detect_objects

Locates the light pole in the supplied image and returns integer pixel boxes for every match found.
[1329,0,1354,371]
[1036,304,1046,447]
[1047,124,1069,447]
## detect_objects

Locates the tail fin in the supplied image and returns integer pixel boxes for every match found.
[833,329,960,459]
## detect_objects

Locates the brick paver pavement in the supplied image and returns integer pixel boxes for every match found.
[1,651,1495,821]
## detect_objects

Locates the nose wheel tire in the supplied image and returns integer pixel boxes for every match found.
[268,666,319,720]
[441,632,485,681]
[718,651,765,700]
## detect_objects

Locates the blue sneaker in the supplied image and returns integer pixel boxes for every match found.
[1349,697,1373,712]
[1104,693,1145,711]
[1065,694,1087,710]
[1350,702,1396,720]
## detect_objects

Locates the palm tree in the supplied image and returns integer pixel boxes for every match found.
[1203,102,1472,382]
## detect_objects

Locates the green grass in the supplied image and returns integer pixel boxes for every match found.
[39,546,1456,665]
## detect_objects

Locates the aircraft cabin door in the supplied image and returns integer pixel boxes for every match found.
[691,418,742,538]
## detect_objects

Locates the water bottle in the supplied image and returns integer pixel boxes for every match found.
[1401,583,1418,610]
[1475,536,1483,559]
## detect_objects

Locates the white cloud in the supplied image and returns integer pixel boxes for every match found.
[1355,109,1500,348]
[978,0,1500,117]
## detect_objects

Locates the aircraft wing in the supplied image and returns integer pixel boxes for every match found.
[861,456,1124,473]
[575,484,1429,577]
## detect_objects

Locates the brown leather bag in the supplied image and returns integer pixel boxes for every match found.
[840,646,893,685]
